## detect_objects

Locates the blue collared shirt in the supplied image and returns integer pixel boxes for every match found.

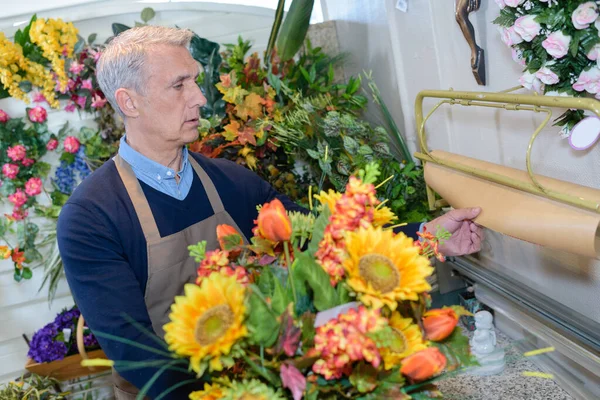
[118,136,193,200]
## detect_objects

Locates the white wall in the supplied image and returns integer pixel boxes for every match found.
[323,0,600,324]
[0,0,286,384]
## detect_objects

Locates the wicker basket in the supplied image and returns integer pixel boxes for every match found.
[25,315,110,381]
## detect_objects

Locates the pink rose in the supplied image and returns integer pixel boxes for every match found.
[8,189,28,208]
[81,79,93,90]
[7,145,27,162]
[69,61,85,75]
[501,27,524,46]
[495,0,506,9]
[0,109,8,123]
[519,71,544,93]
[10,207,28,221]
[504,0,525,6]
[573,67,600,93]
[76,95,87,108]
[25,177,43,197]
[65,102,76,113]
[512,48,527,66]
[514,15,541,42]
[64,136,81,154]
[28,106,47,123]
[22,158,35,167]
[536,66,559,85]
[542,31,571,59]
[46,139,59,151]
[2,163,19,179]
[587,43,600,60]
[91,94,108,109]
[572,2,598,30]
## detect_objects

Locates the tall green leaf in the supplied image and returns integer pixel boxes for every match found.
[247,285,280,347]
[276,0,315,61]
[111,23,131,36]
[294,252,337,311]
[266,0,286,59]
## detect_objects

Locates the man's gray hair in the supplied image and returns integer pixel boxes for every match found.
[96,26,194,117]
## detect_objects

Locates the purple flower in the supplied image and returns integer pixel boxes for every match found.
[27,323,68,363]
[84,334,99,348]
[54,307,81,330]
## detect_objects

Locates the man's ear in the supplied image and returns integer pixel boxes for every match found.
[115,88,140,118]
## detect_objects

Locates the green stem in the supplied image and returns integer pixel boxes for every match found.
[284,241,298,306]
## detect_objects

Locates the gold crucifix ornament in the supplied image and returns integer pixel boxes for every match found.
[455,0,486,85]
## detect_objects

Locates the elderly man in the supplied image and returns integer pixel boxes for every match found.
[57,26,482,399]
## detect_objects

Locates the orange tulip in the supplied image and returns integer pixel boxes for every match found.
[257,198,292,242]
[216,224,243,251]
[400,347,447,381]
[422,308,459,341]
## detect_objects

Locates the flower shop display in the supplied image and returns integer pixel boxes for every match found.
[93,163,474,399]
[494,0,600,137]
[25,306,109,381]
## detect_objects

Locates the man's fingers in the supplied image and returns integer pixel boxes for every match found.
[471,231,482,252]
[450,207,482,222]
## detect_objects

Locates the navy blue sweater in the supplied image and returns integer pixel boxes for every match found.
[57,152,419,398]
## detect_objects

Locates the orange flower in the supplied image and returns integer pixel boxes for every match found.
[400,347,447,381]
[422,308,458,341]
[11,247,25,269]
[256,199,291,242]
[216,224,243,252]
[0,245,11,259]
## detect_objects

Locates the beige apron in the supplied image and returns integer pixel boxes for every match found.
[111,154,248,399]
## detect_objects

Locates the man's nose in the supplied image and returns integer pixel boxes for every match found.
[191,83,207,108]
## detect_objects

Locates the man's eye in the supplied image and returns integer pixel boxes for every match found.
[174,84,183,90]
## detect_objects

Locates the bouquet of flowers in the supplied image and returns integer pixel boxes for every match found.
[95,163,475,399]
[27,305,99,364]
[494,0,600,136]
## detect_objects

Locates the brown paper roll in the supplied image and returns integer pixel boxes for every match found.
[424,150,600,259]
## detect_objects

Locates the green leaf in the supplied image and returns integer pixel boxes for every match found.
[337,283,351,305]
[358,145,374,156]
[493,8,517,27]
[276,0,315,61]
[271,275,290,316]
[349,362,378,393]
[22,267,33,280]
[0,180,16,197]
[50,190,70,207]
[74,35,85,54]
[570,31,581,57]
[112,23,131,36]
[343,135,359,154]
[346,76,361,95]
[294,251,337,311]
[24,248,42,263]
[306,148,321,159]
[431,327,478,370]
[34,161,51,178]
[60,152,76,164]
[141,7,156,23]
[300,312,316,351]
[266,0,286,59]
[14,269,23,282]
[307,206,330,255]
[87,33,97,44]
[221,233,242,251]
[188,241,207,262]
[247,285,280,347]
[18,80,32,93]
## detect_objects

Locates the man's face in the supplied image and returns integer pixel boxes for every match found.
[135,44,207,147]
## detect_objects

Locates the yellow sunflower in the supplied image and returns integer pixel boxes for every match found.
[163,273,248,374]
[343,226,433,310]
[380,312,429,369]
[190,382,227,400]
[314,189,396,227]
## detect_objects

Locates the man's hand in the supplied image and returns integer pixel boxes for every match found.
[424,207,483,257]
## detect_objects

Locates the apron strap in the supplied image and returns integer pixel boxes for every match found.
[189,156,225,214]
[114,155,162,243]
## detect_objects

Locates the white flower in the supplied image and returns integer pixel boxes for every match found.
[542,31,571,59]
[514,15,541,42]
[571,2,599,30]
[501,26,524,46]
[494,0,506,9]
[572,66,600,94]
[536,66,560,85]
[587,44,600,61]
[505,0,525,7]
[519,70,544,93]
